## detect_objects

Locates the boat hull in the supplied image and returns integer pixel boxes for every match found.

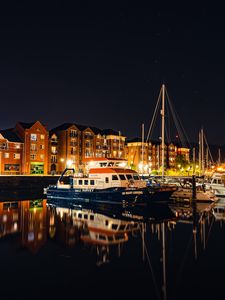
[46,186,151,205]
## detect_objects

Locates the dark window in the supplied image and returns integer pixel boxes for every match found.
[112,175,118,180]
[84,180,88,185]
[119,174,126,180]
[90,215,94,221]
[126,174,132,180]
[78,180,83,185]
[105,177,109,183]
[119,225,126,230]
[112,224,118,230]
[90,180,95,185]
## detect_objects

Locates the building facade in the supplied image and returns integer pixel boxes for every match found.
[49,123,125,174]
[125,138,189,173]
[14,121,49,174]
[0,129,23,175]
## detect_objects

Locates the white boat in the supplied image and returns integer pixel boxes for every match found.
[46,158,149,205]
[170,187,217,202]
[205,172,225,198]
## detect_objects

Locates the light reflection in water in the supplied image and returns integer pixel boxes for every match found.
[0,198,224,300]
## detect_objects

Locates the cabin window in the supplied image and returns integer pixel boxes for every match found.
[105,220,109,226]
[119,174,126,180]
[78,180,83,185]
[90,180,95,185]
[99,235,106,240]
[133,175,139,180]
[218,179,222,184]
[84,180,88,185]
[100,162,107,167]
[108,236,113,242]
[105,177,109,183]
[108,162,114,167]
[112,224,118,230]
[126,174,132,180]
[78,213,82,218]
[115,234,123,240]
[90,215,94,220]
[74,180,77,185]
[119,225,126,230]
[84,214,88,219]
[112,175,118,180]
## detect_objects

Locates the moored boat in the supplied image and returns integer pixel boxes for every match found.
[46,158,153,205]
[170,187,217,202]
[205,172,225,198]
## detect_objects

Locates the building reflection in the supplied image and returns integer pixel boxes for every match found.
[0,197,219,300]
[0,201,20,238]
[0,199,46,253]
[21,199,47,253]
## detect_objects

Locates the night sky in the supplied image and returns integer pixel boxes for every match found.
[0,3,225,145]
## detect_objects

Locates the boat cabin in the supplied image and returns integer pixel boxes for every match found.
[57,158,146,190]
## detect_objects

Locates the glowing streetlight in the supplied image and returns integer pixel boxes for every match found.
[66,159,73,168]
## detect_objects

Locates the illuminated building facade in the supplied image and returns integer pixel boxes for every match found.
[125,138,189,173]
[49,123,125,173]
[0,129,23,175]
[14,121,49,174]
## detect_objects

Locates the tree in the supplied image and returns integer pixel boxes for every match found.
[175,154,189,170]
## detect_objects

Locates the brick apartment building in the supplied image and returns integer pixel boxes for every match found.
[0,129,23,175]
[49,123,125,174]
[125,138,190,173]
[14,121,49,174]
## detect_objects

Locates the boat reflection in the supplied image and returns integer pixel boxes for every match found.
[212,199,225,221]
[0,197,219,300]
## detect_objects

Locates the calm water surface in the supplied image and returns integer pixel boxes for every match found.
[0,196,225,300]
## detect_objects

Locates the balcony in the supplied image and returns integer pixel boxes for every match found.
[51,151,58,154]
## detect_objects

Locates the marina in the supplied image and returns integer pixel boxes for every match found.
[0,4,225,300]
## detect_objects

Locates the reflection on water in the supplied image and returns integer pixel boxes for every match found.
[1,197,225,299]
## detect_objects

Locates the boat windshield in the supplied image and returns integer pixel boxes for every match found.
[133,175,140,180]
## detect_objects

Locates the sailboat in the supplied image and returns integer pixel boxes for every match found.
[144,84,178,200]
[147,85,217,202]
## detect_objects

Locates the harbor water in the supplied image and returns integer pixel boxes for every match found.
[0,194,225,300]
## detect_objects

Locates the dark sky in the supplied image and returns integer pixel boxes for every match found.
[0,2,225,144]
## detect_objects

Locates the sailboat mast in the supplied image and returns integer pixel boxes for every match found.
[201,128,204,175]
[218,148,221,165]
[193,147,196,175]
[161,84,165,178]
[141,123,144,163]
[198,131,201,175]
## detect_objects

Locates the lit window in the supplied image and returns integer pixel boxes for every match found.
[30,144,37,151]
[4,153,9,158]
[40,154,44,160]
[13,153,20,159]
[31,134,37,141]
[40,144,44,150]
[40,134,45,140]
[51,146,56,153]
[30,154,36,160]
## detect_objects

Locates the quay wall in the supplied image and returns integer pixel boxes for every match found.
[0,175,60,191]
